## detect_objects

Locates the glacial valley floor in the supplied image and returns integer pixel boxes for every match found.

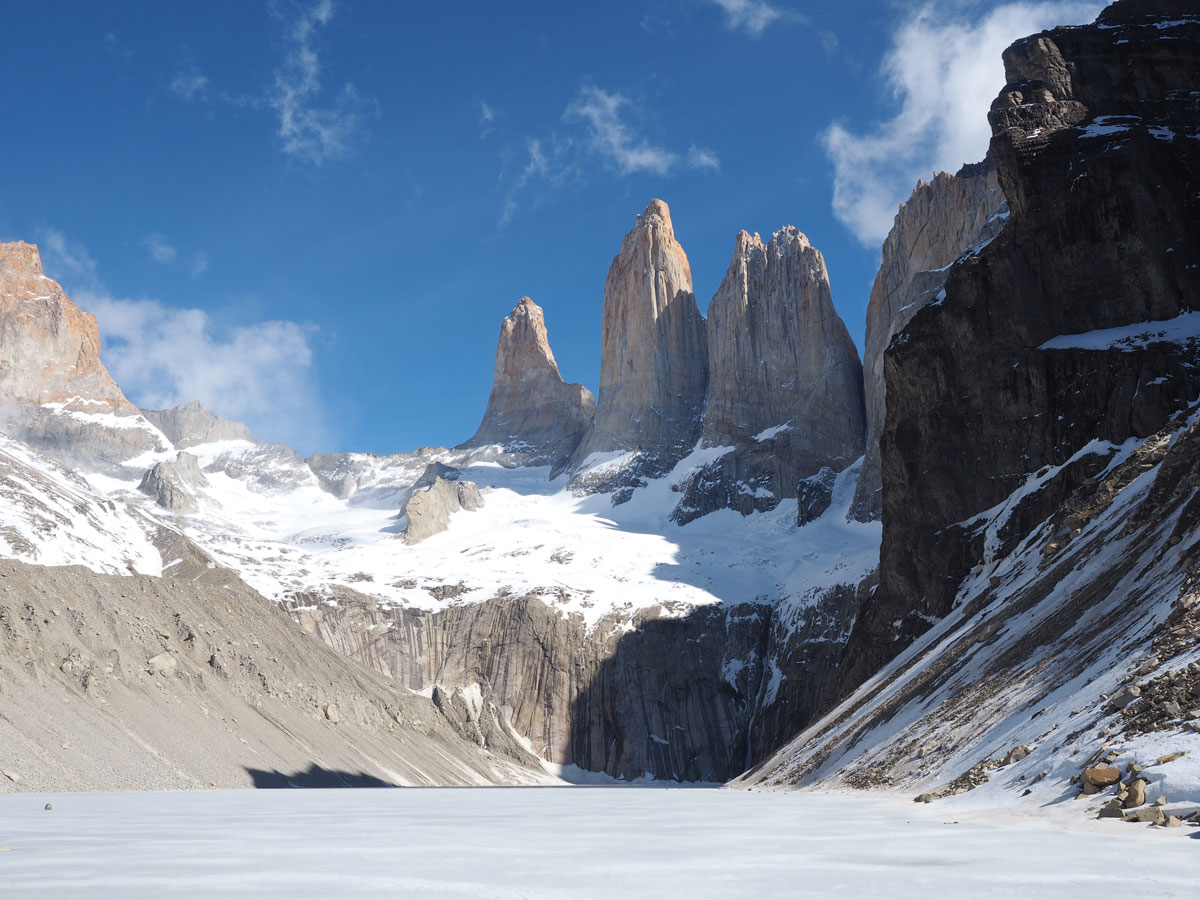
[1,786,1198,898]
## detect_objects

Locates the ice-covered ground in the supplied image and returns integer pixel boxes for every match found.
[1,788,1197,899]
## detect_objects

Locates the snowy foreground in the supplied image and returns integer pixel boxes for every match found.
[2,788,1198,899]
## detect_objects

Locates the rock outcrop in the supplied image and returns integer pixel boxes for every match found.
[458,297,595,467]
[849,160,1008,521]
[0,242,163,469]
[401,473,484,544]
[142,401,256,449]
[138,452,208,513]
[833,0,1200,695]
[674,227,865,523]
[567,200,708,496]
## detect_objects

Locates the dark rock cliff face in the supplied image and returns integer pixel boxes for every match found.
[850,159,1007,522]
[834,0,1200,695]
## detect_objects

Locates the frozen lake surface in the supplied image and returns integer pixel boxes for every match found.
[2,787,1198,898]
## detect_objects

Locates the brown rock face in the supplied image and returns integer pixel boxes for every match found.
[0,242,132,412]
[673,227,865,523]
[850,160,1007,521]
[459,297,595,467]
[0,242,164,470]
[833,0,1200,693]
[567,200,708,493]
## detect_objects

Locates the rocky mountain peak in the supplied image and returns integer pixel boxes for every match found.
[673,223,864,523]
[459,296,595,466]
[0,241,47,286]
[567,199,708,492]
[703,224,862,449]
[637,197,673,229]
[0,240,133,415]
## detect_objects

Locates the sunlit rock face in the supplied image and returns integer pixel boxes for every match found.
[459,297,595,468]
[673,226,865,524]
[567,199,708,495]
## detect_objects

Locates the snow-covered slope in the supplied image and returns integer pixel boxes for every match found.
[90,437,879,631]
[0,431,162,575]
[742,393,1200,821]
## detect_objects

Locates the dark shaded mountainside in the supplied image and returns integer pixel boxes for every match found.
[745,0,1200,802]
[838,0,1200,691]
[0,0,1197,802]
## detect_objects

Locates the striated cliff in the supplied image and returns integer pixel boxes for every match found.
[567,199,708,496]
[849,160,1007,522]
[458,297,595,467]
[284,571,868,783]
[832,0,1200,698]
[674,227,865,524]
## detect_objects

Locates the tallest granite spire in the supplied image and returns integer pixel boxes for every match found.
[566,199,708,492]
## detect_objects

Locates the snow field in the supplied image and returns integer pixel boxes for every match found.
[1,788,1198,899]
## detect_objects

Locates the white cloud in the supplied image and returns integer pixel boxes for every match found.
[499,138,555,227]
[270,0,372,165]
[190,251,210,278]
[824,1,1103,246]
[479,101,497,137]
[707,0,790,36]
[143,233,177,264]
[499,86,720,226]
[79,293,326,450]
[37,229,326,451]
[169,66,209,100]
[565,86,678,176]
[687,145,721,172]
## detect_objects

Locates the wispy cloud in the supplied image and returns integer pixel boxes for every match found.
[565,86,678,176]
[102,31,135,60]
[169,65,209,100]
[824,1,1103,246]
[168,1,373,166]
[269,0,373,164]
[498,85,719,227]
[143,233,177,265]
[190,251,210,278]
[37,229,101,292]
[38,229,326,450]
[479,101,497,138]
[707,0,794,36]
[687,145,721,172]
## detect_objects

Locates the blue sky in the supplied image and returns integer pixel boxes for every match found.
[0,0,1101,455]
